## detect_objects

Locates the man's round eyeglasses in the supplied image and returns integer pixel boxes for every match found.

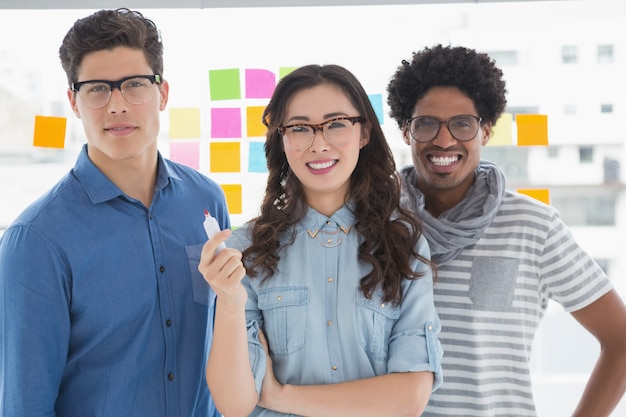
[71,74,161,109]
[405,114,482,143]
[278,116,364,151]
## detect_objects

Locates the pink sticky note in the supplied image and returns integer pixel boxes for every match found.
[211,108,241,138]
[169,141,200,170]
[245,69,276,99]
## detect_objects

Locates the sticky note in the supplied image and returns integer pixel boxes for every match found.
[209,69,241,100]
[246,106,267,137]
[279,67,298,79]
[169,141,200,170]
[33,115,66,148]
[245,69,275,99]
[210,142,240,172]
[368,94,384,125]
[221,184,242,214]
[248,142,267,173]
[517,114,548,146]
[518,188,550,205]
[169,108,201,139]
[488,113,513,146]
[211,108,241,138]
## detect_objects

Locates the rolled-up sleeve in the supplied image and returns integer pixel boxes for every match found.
[386,236,443,391]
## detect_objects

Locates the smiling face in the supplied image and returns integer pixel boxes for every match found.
[282,83,369,215]
[68,46,169,172]
[403,86,491,211]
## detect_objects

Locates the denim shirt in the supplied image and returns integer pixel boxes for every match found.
[228,204,443,417]
[0,145,226,417]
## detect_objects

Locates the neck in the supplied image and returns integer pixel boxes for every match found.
[88,148,158,208]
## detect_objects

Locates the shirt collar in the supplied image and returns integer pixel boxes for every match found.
[72,144,181,205]
[299,202,356,235]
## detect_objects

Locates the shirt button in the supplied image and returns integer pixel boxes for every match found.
[326,220,331,225]
[277,295,283,301]
[380,303,385,308]
[327,239,332,244]
[327,321,333,326]
[427,325,433,331]
[168,372,174,381]
[166,319,172,327]
[331,365,338,371]
[159,266,165,273]
[328,277,334,283]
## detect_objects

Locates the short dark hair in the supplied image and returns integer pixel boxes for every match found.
[59,8,163,85]
[387,44,507,128]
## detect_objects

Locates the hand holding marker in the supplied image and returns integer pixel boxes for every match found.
[203,209,226,254]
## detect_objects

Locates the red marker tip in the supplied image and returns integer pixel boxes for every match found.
[204,208,209,216]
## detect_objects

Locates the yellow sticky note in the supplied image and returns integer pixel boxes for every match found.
[221,184,242,214]
[247,106,267,137]
[210,142,240,172]
[33,115,66,148]
[516,114,548,146]
[518,188,550,205]
[488,113,513,146]
[169,108,201,139]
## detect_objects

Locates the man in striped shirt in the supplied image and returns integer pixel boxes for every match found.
[386,44,626,417]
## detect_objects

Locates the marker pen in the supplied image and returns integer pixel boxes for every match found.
[203,209,226,254]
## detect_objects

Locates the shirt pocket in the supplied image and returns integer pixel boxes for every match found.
[469,256,519,311]
[257,286,309,357]
[185,243,217,307]
[356,291,401,361]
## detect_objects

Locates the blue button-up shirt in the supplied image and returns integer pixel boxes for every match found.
[228,205,443,417]
[0,145,227,417]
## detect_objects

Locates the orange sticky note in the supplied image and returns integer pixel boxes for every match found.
[488,113,513,146]
[516,114,548,146]
[518,188,550,205]
[210,142,240,172]
[33,115,66,148]
[246,106,267,137]
[221,184,242,214]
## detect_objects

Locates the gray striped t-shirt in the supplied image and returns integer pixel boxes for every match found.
[417,189,612,416]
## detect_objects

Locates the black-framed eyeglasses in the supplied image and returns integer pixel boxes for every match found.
[278,116,364,151]
[70,74,161,109]
[405,114,482,143]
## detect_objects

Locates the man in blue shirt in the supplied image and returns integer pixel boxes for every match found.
[0,8,226,417]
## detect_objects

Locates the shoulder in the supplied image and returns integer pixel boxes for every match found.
[164,159,224,195]
[228,222,255,251]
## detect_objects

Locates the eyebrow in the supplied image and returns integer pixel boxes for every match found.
[284,112,349,125]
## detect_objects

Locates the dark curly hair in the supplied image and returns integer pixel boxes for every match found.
[243,64,432,305]
[59,8,163,85]
[387,44,507,129]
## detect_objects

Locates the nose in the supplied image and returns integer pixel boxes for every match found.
[309,128,330,152]
[107,88,128,113]
[431,123,457,148]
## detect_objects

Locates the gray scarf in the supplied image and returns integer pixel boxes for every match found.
[400,161,506,266]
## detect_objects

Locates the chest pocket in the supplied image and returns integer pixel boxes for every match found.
[356,291,401,361]
[258,286,309,356]
[185,243,217,307]
[469,256,519,311]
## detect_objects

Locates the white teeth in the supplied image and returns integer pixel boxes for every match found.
[430,155,459,166]
[308,160,336,170]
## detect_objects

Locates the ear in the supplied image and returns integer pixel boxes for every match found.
[401,125,411,146]
[67,88,81,119]
[158,79,169,111]
[481,121,492,146]
[359,121,371,149]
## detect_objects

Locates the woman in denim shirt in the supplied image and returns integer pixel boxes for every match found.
[199,64,443,417]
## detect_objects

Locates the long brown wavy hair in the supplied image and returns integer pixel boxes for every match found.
[243,64,432,305]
